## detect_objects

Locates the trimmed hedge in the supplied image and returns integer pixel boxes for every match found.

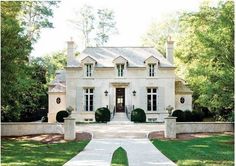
[172,110,185,122]
[131,108,146,122]
[192,110,204,122]
[56,110,69,123]
[95,107,111,122]
[184,110,192,122]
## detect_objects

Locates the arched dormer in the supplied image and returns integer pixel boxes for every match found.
[144,56,160,77]
[112,56,128,78]
[81,56,97,77]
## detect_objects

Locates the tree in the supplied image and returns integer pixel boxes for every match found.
[18,1,59,42]
[95,9,117,46]
[141,14,180,55]
[69,5,117,47]
[32,50,67,83]
[1,1,58,121]
[176,1,234,117]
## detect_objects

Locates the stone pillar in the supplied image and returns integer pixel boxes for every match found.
[64,117,76,140]
[164,117,177,139]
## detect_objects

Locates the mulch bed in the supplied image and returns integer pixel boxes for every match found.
[148,131,234,140]
[1,132,92,144]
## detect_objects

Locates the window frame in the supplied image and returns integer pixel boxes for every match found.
[116,63,125,77]
[84,88,94,111]
[85,64,93,77]
[148,64,155,77]
[147,88,158,111]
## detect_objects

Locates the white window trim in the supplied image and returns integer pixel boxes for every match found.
[84,64,94,78]
[116,63,126,78]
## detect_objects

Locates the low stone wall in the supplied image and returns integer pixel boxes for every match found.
[176,122,234,134]
[1,122,64,136]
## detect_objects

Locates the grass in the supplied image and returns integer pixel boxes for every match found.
[1,139,89,166]
[111,147,129,166]
[151,134,234,166]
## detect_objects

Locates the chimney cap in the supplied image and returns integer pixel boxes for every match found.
[167,35,174,44]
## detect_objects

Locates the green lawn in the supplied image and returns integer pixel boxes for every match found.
[1,139,89,166]
[151,134,234,166]
[111,147,129,166]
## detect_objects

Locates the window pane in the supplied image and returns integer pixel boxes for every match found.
[85,95,88,111]
[90,89,93,93]
[153,95,157,111]
[147,95,151,111]
[147,88,151,93]
[153,88,157,93]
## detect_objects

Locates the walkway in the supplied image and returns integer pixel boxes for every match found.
[76,123,165,138]
[63,138,176,166]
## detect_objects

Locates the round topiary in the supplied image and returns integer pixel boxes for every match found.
[184,110,192,122]
[56,110,69,122]
[192,110,204,122]
[172,109,185,122]
[131,108,146,122]
[95,107,111,122]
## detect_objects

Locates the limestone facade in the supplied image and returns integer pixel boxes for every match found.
[48,39,193,123]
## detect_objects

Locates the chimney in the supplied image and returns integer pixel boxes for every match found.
[67,38,75,66]
[166,36,174,64]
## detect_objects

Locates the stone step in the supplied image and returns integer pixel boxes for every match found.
[93,132,147,139]
[108,121,134,125]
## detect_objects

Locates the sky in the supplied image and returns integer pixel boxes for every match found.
[31,0,207,57]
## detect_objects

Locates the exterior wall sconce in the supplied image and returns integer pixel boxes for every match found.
[104,90,108,96]
[132,90,136,96]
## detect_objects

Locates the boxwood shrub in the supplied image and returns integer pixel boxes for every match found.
[172,109,185,122]
[131,108,146,122]
[95,107,111,122]
[184,110,193,122]
[192,110,204,122]
[56,110,69,122]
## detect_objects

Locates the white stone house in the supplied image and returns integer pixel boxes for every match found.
[48,39,193,123]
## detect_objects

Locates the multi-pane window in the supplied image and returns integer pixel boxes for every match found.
[117,64,124,77]
[147,88,157,111]
[148,64,155,77]
[84,88,93,111]
[86,64,92,77]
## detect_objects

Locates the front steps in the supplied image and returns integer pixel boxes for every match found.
[108,112,133,125]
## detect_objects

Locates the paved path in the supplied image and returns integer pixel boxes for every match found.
[76,123,165,139]
[63,139,176,166]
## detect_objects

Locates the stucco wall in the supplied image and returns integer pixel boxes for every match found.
[48,92,66,123]
[176,122,234,133]
[1,123,63,136]
[175,94,192,111]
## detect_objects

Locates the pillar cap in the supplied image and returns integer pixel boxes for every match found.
[164,117,177,119]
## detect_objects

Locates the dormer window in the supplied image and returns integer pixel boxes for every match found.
[149,64,155,77]
[86,64,92,77]
[117,64,124,77]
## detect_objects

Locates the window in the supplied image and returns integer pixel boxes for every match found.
[180,97,185,104]
[148,64,155,77]
[147,88,157,111]
[56,97,61,104]
[84,88,94,111]
[117,64,124,77]
[85,64,92,77]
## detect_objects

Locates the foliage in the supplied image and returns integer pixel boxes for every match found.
[151,134,234,165]
[131,108,146,122]
[95,9,117,46]
[32,50,66,83]
[95,107,111,122]
[1,139,89,166]
[184,110,193,122]
[176,1,234,114]
[18,1,59,42]
[111,147,129,166]
[142,1,234,120]
[191,110,204,122]
[172,110,185,122]
[1,1,57,122]
[69,5,117,47]
[56,110,69,122]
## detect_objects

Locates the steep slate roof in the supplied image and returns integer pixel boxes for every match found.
[49,83,66,93]
[76,47,174,68]
[175,81,193,94]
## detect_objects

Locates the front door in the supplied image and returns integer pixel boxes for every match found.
[116,88,125,112]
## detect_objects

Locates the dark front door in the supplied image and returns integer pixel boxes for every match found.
[116,88,125,112]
